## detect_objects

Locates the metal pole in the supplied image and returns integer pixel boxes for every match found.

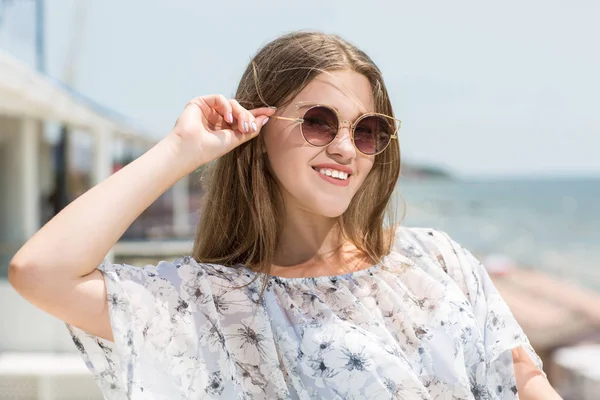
[35,0,45,73]
[33,0,69,215]
[0,0,12,27]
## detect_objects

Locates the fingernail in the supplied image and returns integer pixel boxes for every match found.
[228,113,233,123]
[268,106,277,110]
[251,121,258,131]
[262,117,270,126]
[243,121,249,133]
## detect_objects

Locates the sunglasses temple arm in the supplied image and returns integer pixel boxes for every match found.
[269,116,303,123]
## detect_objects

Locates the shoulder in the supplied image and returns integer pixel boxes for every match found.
[391,226,484,305]
[392,226,547,378]
[391,225,461,268]
[392,226,451,257]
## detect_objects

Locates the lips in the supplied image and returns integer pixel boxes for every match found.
[312,167,351,187]
[311,163,354,175]
[311,167,348,179]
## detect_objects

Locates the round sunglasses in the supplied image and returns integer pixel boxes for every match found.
[268,102,401,156]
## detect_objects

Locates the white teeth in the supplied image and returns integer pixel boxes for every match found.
[317,168,349,180]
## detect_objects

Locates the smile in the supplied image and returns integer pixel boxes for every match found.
[312,167,351,187]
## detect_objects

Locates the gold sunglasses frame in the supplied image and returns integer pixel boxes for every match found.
[268,102,402,156]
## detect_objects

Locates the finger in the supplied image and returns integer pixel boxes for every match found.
[232,115,269,145]
[196,94,234,124]
[230,99,257,134]
[249,107,277,118]
[254,114,271,129]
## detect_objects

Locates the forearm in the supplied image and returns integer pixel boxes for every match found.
[10,134,193,279]
[513,347,563,400]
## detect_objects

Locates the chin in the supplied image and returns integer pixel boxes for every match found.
[319,210,345,219]
[286,182,355,218]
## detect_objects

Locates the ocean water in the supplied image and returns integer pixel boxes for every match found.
[395,177,600,291]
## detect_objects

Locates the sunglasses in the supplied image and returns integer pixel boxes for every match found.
[268,102,401,155]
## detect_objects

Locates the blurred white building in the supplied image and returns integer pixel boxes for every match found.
[0,48,157,270]
[0,48,159,399]
[552,345,600,400]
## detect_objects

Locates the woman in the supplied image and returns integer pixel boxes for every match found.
[9,31,561,399]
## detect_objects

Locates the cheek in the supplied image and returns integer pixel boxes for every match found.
[262,123,303,158]
[264,132,289,173]
[263,125,310,180]
[266,148,309,187]
[264,139,304,189]
[355,158,376,184]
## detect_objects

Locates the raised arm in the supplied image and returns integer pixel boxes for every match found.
[8,95,274,341]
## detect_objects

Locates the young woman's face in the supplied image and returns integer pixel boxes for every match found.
[262,70,376,218]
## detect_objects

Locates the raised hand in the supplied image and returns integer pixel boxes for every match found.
[169,94,276,169]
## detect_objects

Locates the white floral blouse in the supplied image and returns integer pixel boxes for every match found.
[67,227,544,399]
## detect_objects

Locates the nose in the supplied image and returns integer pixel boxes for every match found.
[326,124,356,160]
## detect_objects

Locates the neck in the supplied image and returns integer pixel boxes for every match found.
[273,208,344,268]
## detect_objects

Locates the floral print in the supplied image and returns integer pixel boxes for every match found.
[67,227,544,399]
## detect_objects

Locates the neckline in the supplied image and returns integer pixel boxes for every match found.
[258,253,392,284]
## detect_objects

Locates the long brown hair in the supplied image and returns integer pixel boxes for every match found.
[192,31,403,279]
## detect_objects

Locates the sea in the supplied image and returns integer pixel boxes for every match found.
[395,177,600,292]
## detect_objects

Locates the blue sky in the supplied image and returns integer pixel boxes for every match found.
[2,0,599,178]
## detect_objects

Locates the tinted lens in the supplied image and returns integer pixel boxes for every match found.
[301,106,338,146]
[354,115,393,155]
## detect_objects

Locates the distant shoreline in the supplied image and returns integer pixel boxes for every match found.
[400,163,454,180]
[400,163,600,182]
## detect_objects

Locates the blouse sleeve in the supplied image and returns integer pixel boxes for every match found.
[65,257,187,399]
[410,228,546,384]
